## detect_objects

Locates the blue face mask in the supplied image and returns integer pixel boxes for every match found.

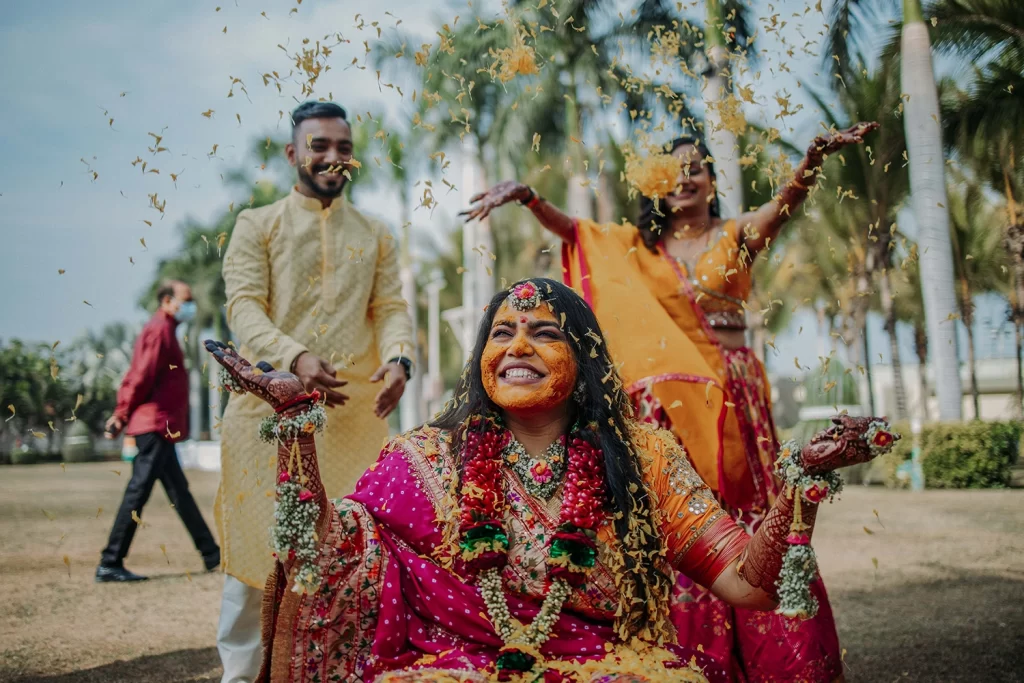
[174,300,197,323]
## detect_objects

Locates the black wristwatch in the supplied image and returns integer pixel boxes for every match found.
[388,356,413,380]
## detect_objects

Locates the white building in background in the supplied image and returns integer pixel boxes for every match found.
[769,357,1021,426]
[858,359,1021,422]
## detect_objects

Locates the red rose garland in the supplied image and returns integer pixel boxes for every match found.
[458,418,510,572]
[457,418,608,577]
[548,434,606,586]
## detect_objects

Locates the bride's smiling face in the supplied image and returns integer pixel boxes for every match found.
[481,302,578,414]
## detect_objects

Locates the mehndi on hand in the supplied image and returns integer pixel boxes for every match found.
[800,414,899,476]
[204,340,310,411]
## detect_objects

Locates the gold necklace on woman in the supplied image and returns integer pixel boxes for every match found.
[669,224,717,276]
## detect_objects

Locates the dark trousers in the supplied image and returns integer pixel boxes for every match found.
[100,432,219,567]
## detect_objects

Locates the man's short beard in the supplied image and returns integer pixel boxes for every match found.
[296,165,347,199]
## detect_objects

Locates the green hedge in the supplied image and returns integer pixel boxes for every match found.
[920,421,1022,489]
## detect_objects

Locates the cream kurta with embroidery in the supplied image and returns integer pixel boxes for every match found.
[218,188,414,588]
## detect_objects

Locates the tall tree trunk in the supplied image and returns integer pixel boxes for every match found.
[827,314,837,355]
[1009,284,1024,419]
[460,136,492,360]
[596,171,615,224]
[565,76,593,220]
[959,279,981,420]
[1004,175,1024,417]
[1017,321,1024,419]
[425,270,446,419]
[815,301,829,360]
[914,322,931,422]
[878,268,908,420]
[398,184,421,431]
[901,0,962,420]
[701,0,744,219]
[862,328,877,417]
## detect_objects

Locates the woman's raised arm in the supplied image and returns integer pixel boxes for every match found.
[460,180,576,243]
[736,121,879,259]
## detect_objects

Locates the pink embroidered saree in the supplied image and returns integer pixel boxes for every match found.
[258,424,754,683]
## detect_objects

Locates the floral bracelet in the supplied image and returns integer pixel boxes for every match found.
[259,402,327,444]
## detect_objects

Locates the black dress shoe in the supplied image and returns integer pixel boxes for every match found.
[203,549,221,572]
[95,565,149,583]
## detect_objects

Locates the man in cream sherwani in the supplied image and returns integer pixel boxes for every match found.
[216,101,415,682]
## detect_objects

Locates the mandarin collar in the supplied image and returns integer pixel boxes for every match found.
[290,186,346,214]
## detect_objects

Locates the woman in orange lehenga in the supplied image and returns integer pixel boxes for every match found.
[462,122,877,682]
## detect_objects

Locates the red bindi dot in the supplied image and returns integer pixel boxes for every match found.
[520,317,528,324]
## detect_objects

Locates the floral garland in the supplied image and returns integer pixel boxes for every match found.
[214,364,327,595]
[774,440,843,506]
[457,417,608,680]
[864,420,897,456]
[771,440,837,619]
[258,403,327,444]
[772,419,896,618]
[259,398,327,595]
[219,366,247,394]
[272,469,322,593]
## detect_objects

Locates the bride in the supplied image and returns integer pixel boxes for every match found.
[207,278,897,682]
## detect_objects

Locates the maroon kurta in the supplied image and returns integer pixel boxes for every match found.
[114,309,189,441]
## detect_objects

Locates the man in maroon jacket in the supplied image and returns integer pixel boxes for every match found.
[96,280,220,583]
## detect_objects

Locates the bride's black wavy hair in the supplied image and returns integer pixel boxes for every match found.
[636,135,721,253]
[431,277,668,636]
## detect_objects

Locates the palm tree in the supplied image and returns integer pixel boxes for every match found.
[65,322,137,435]
[142,179,286,437]
[793,64,912,419]
[930,0,1024,414]
[699,0,745,217]
[826,0,962,420]
[946,170,1010,417]
[901,0,962,420]
[358,122,425,428]
[892,255,932,420]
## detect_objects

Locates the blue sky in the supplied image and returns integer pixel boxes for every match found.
[0,0,1014,375]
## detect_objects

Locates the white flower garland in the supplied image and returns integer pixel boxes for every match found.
[479,567,571,648]
[218,366,247,394]
[776,544,819,619]
[259,404,327,444]
[774,440,843,504]
[771,440,840,620]
[272,476,322,594]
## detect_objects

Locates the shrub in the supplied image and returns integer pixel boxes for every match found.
[921,421,1022,489]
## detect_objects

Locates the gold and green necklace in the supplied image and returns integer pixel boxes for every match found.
[501,435,567,501]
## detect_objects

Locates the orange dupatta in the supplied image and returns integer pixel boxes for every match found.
[561,218,757,508]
